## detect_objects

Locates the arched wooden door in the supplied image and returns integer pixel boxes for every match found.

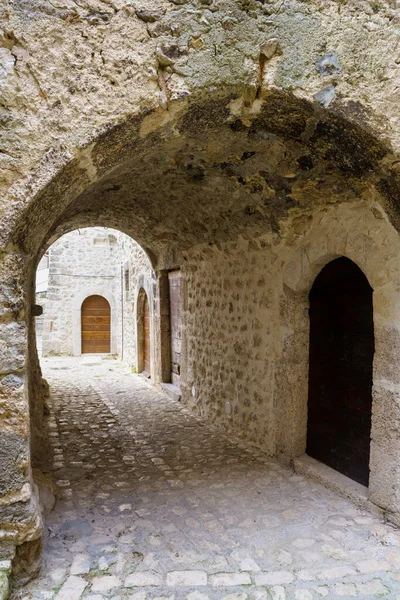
[81,295,111,354]
[143,293,151,374]
[307,257,374,486]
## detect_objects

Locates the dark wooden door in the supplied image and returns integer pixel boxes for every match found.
[81,295,111,354]
[143,294,151,374]
[168,271,182,387]
[307,257,374,486]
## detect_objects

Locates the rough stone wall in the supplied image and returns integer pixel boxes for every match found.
[118,234,154,370]
[183,238,278,455]
[181,195,400,518]
[0,253,42,567]
[40,227,153,367]
[41,228,123,356]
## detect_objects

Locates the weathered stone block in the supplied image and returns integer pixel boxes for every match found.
[0,571,9,600]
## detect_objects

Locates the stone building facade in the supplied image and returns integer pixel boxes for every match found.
[38,228,153,371]
[1,0,400,588]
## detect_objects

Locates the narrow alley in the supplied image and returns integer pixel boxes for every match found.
[13,358,400,599]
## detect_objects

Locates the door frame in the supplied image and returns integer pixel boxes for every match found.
[168,269,182,387]
[135,277,154,378]
[306,257,374,486]
[73,288,117,355]
[136,287,151,375]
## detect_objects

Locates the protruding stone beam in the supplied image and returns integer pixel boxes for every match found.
[31,305,43,318]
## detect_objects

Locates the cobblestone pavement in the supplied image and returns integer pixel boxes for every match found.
[13,357,400,599]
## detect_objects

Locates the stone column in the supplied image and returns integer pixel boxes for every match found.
[0,252,42,581]
[273,284,309,462]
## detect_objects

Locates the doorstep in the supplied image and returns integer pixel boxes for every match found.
[161,383,181,402]
[294,453,383,518]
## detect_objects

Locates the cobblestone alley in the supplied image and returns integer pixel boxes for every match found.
[13,358,400,599]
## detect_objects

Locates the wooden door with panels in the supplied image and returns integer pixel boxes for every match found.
[81,295,111,354]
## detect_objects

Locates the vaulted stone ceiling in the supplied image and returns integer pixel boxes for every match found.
[2,0,400,267]
[12,90,398,268]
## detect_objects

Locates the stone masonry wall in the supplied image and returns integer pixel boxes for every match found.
[118,234,154,371]
[180,195,400,519]
[41,228,153,369]
[42,228,123,356]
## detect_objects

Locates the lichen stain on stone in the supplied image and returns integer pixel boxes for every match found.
[308,113,387,177]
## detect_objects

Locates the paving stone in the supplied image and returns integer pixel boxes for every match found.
[356,579,390,596]
[239,558,261,571]
[294,591,313,600]
[211,573,251,586]
[314,588,329,597]
[70,553,90,575]
[255,571,294,585]
[50,567,68,583]
[270,587,286,600]
[297,570,316,582]
[125,572,163,587]
[54,575,88,600]
[167,571,208,586]
[356,558,390,573]
[98,556,109,571]
[317,566,357,580]
[334,582,357,596]
[251,591,270,600]
[17,358,400,599]
[91,575,121,592]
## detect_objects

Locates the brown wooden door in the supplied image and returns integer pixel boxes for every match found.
[168,271,182,387]
[81,295,111,354]
[143,294,151,374]
[307,257,374,486]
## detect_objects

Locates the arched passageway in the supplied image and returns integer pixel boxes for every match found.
[307,257,374,486]
[81,295,111,354]
[3,82,400,591]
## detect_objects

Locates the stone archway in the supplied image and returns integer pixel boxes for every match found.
[281,202,400,518]
[1,54,400,583]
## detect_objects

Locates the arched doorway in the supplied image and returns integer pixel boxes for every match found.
[307,257,374,486]
[81,295,111,354]
[137,288,151,376]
